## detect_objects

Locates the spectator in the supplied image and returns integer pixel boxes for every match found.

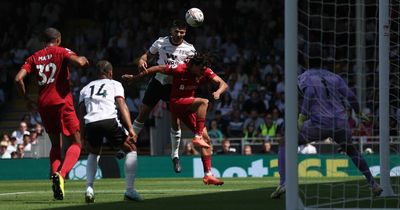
[208,120,224,143]
[258,113,278,141]
[216,139,237,155]
[10,41,29,65]
[11,121,30,144]
[242,90,267,117]
[183,142,199,156]
[30,131,38,145]
[21,114,33,128]
[34,123,44,136]
[125,94,141,120]
[273,91,285,113]
[215,92,234,118]
[16,144,25,158]
[22,134,32,151]
[0,141,11,159]
[271,107,284,129]
[6,137,17,154]
[221,35,239,63]
[243,145,253,155]
[259,141,276,154]
[227,109,244,137]
[243,109,264,131]
[298,143,317,154]
[226,73,243,101]
[212,110,229,135]
[242,122,259,143]
[11,151,18,159]
[28,109,42,126]
[1,133,11,142]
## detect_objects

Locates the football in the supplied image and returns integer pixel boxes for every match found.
[185,8,204,27]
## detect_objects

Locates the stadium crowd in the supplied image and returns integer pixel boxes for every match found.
[0,0,393,158]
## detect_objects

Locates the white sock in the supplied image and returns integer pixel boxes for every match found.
[133,119,144,135]
[125,151,137,192]
[86,153,100,188]
[170,129,181,159]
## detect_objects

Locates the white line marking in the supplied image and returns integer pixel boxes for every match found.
[0,188,254,196]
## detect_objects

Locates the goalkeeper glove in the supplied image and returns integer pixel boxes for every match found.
[298,113,307,129]
[358,112,370,123]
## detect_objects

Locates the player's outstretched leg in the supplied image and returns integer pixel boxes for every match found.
[342,143,382,196]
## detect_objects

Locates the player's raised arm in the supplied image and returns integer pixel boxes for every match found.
[210,75,228,100]
[122,65,168,82]
[137,51,156,72]
[68,55,89,68]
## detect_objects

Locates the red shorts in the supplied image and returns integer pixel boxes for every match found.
[170,97,196,133]
[39,99,80,136]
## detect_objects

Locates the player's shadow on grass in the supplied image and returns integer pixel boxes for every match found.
[43,187,285,210]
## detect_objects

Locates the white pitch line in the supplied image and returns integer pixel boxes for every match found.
[0,188,252,196]
[0,192,32,196]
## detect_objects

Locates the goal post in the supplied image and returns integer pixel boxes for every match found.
[379,0,395,197]
[284,0,301,209]
[284,0,397,209]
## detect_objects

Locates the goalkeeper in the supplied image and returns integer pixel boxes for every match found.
[271,60,383,199]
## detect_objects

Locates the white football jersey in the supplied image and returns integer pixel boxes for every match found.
[149,36,196,85]
[79,79,125,124]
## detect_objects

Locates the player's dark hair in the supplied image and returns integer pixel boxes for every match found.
[96,60,113,75]
[189,52,211,67]
[171,19,187,29]
[42,27,61,43]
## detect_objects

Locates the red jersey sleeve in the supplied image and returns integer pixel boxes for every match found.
[200,68,217,83]
[21,56,35,73]
[60,47,77,59]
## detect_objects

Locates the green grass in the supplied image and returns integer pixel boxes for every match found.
[0,177,399,210]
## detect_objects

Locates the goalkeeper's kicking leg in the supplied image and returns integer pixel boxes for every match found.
[336,127,382,197]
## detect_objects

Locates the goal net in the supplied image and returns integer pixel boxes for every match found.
[287,0,400,209]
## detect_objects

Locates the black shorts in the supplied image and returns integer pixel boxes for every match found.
[85,119,126,149]
[142,77,172,108]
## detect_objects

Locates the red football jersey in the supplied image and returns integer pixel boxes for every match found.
[21,46,76,107]
[164,63,216,99]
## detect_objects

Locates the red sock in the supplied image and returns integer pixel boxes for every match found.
[59,143,81,178]
[201,155,212,174]
[49,147,61,174]
[196,118,205,136]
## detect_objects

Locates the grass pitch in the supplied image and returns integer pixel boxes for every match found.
[0,177,399,210]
